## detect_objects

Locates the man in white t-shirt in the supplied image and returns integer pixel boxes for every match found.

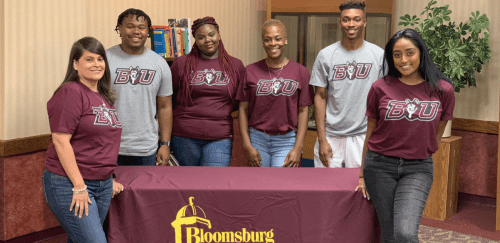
[310,0,384,168]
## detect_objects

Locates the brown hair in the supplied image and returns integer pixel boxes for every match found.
[180,17,239,106]
[54,37,116,105]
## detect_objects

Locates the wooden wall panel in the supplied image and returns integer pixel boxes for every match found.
[270,0,393,14]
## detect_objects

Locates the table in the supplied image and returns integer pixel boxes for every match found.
[107,167,381,243]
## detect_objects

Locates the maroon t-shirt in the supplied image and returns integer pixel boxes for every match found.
[45,82,122,180]
[171,55,245,140]
[366,77,455,159]
[236,59,314,133]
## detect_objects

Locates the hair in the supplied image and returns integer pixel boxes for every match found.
[180,16,239,106]
[54,37,116,105]
[382,28,453,96]
[339,0,366,12]
[114,8,152,33]
[261,19,287,39]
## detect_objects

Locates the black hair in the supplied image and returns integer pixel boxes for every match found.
[54,37,115,105]
[114,8,152,33]
[339,0,366,12]
[383,28,453,95]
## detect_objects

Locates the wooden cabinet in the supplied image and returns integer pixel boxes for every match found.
[423,136,462,220]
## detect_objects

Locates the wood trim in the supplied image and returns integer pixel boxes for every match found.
[452,118,498,135]
[267,0,272,20]
[0,134,51,157]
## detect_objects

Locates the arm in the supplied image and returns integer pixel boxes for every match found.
[238,101,261,167]
[156,95,173,165]
[435,120,449,145]
[283,106,309,167]
[313,87,332,167]
[355,117,378,199]
[52,132,91,218]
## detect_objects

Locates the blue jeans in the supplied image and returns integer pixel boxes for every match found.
[117,153,156,166]
[249,127,296,167]
[171,136,232,166]
[363,150,433,243]
[42,170,113,243]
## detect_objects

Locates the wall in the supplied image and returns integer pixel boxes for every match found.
[0,0,267,140]
[393,0,500,122]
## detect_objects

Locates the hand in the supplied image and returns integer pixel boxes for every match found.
[112,179,124,198]
[318,140,333,167]
[283,147,301,167]
[355,178,370,200]
[245,146,261,167]
[70,189,92,218]
[156,145,171,166]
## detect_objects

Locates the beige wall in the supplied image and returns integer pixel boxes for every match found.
[394,0,500,122]
[0,0,267,140]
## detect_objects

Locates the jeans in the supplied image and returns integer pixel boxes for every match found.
[249,127,296,167]
[363,150,433,243]
[171,136,232,166]
[42,170,113,243]
[117,152,156,166]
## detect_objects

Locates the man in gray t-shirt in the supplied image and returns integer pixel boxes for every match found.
[310,1,384,168]
[107,8,173,166]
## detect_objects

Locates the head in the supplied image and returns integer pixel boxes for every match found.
[261,19,287,60]
[55,37,115,105]
[192,17,221,59]
[115,9,152,54]
[339,0,366,41]
[383,29,452,94]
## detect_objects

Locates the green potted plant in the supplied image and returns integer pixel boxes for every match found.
[398,0,491,93]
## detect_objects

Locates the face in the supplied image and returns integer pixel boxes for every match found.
[73,50,105,84]
[118,15,149,53]
[392,38,421,79]
[194,24,220,59]
[262,25,287,60]
[339,9,366,41]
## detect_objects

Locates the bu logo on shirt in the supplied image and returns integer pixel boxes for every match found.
[93,106,121,127]
[114,66,156,85]
[256,78,299,96]
[191,69,229,86]
[332,61,372,80]
[385,98,440,121]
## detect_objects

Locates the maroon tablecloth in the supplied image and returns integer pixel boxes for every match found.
[107,166,381,243]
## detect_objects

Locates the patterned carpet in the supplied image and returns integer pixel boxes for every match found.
[419,225,499,243]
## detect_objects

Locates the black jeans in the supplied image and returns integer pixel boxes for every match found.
[363,149,433,243]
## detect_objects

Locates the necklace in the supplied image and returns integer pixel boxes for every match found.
[266,58,288,80]
[91,90,107,108]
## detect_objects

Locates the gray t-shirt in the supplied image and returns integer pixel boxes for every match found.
[310,40,384,136]
[107,45,173,156]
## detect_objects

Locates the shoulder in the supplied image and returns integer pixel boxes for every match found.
[318,41,342,56]
[288,60,309,73]
[51,82,85,103]
[229,56,244,67]
[371,77,393,89]
[105,45,121,57]
[246,59,265,71]
[145,48,168,63]
[438,79,455,93]
[363,41,385,57]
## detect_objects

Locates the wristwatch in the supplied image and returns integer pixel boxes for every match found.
[160,141,171,147]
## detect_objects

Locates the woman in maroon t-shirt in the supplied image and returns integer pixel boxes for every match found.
[237,19,314,167]
[356,29,455,242]
[42,37,123,242]
[171,17,245,166]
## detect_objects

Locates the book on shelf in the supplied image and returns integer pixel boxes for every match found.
[151,18,192,58]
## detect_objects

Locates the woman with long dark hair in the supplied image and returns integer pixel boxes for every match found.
[43,37,123,242]
[170,17,245,166]
[356,28,455,242]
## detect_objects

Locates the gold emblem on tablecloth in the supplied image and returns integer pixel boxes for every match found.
[171,197,275,243]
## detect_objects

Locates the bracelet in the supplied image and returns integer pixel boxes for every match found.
[359,176,364,178]
[72,185,87,194]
